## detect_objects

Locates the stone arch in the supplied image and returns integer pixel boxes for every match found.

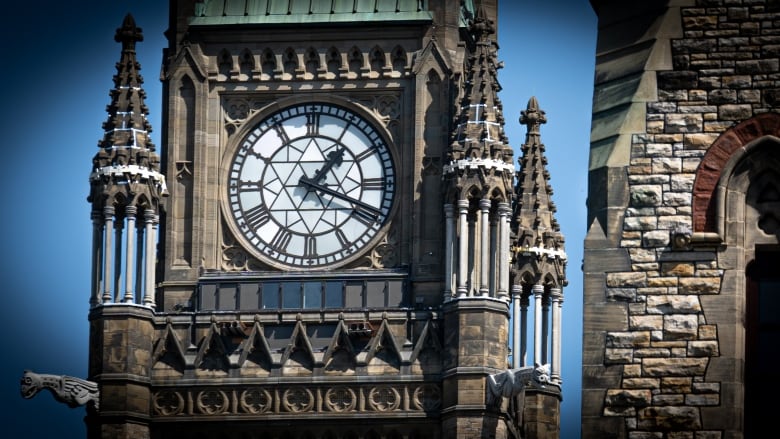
[325,46,341,78]
[238,48,254,80]
[692,112,780,234]
[217,49,233,80]
[282,47,298,77]
[303,47,319,78]
[347,46,363,75]
[488,186,507,204]
[391,45,407,73]
[369,45,385,75]
[694,114,780,436]
[260,48,276,79]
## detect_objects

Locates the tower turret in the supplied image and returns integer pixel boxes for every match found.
[87,14,167,308]
[510,97,567,381]
[439,4,519,437]
[443,3,515,301]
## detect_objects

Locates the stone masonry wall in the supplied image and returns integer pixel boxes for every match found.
[600,0,780,436]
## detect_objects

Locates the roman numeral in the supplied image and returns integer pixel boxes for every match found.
[243,203,270,229]
[306,111,320,136]
[270,229,292,252]
[353,147,376,163]
[237,180,262,193]
[352,207,379,225]
[272,122,290,144]
[362,178,385,190]
[335,229,350,248]
[303,236,317,258]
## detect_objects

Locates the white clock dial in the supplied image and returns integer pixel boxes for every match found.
[227,102,395,269]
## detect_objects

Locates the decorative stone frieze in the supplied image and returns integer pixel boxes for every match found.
[151,383,440,417]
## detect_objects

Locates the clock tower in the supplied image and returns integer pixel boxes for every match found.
[82,1,566,438]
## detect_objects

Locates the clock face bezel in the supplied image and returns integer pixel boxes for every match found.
[222,98,398,271]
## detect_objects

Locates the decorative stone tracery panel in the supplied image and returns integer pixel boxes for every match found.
[151,383,439,417]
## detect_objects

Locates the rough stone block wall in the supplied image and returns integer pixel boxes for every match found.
[595,0,780,437]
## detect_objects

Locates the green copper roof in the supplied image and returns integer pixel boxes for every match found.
[191,0,433,25]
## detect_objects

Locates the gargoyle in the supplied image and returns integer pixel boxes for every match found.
[20,370,100,410]
[486,363,551,407]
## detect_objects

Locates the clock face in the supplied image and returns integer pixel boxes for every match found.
[227,102,396,269]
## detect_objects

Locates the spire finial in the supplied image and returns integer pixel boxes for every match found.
[115,14,143,51]
[470,4,495,40]
[520,96,547,136]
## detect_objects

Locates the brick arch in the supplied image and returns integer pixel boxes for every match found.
[692,112,780,232]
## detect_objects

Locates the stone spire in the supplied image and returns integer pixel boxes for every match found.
[87,14,166,309]
[446,4,513,168]
[508,97,567,385]
[441,4,514,302]
[91,14,162,175]
[512,96,566,283]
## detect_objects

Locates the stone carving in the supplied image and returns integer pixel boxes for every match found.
[196,389,230,415]
[412,383,442,411]
[367,386,401,412]
[485,363,551,407]
[671,225,693,250]
[240,388,273,414]
[282,388,314,413]
[153,390,185,416]
[20,370,100,410]
[151,383,439,417]
[325,387,356,412]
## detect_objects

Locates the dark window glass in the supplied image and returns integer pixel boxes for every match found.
[262,281,279,309]
[325,281,343,307]
[282,282,302,308]
[303,281,322,309]
[746,251,780,438]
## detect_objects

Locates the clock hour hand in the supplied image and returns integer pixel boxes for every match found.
[309,147,345,183]
[298,177,382,220]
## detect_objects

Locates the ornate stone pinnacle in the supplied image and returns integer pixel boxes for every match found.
[520,96,547,135]
[470,4,495,39]
[115,14,143,50]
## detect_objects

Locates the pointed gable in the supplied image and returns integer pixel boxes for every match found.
[195,320,230,375]
[238,319,273,376]
[281,318,315,376]
[323,318,357,375]
[152,320,187,376]
[410,318,443,375]
[365,317,402,374]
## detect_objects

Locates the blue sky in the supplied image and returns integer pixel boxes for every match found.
[0,1,596,437]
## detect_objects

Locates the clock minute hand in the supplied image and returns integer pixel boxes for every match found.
[298,178,382,219]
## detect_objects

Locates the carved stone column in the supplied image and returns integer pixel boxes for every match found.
[91,210,103,308]
[479,198,491,296]
[550,288,563,383]
[497,202,510,300]
[456,199,469,298]
[123,206,137,304]
[532,284,543,364]
[113,219,123,303]
[444,203,455,301]
[143,209,157,308]
[511,284,522,368]
[102,206,114,304]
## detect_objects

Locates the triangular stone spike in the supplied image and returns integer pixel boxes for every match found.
[323,318,356,375]
[195,319,230,375]
[365,316,401,374]
[280,317,315,375]
[410,318,443,363]
[152,320,186,375]
[238,318,273,375]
